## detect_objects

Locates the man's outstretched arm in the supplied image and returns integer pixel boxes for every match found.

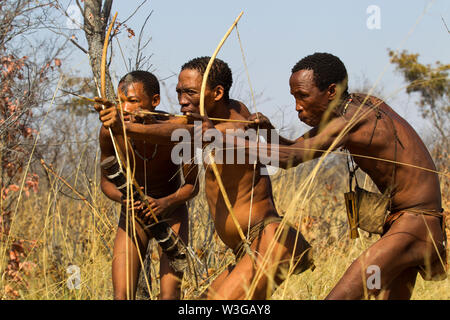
[247,112,296,145]
[250,117,355,168]
[197,114,352,169]
[94,99,194,145]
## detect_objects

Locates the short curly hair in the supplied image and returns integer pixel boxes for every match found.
[291,53,348,94]
[181,57,233,100]
[118,70,160,96]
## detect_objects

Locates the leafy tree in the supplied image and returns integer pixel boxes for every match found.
[0,0,70,298]
[0,1,62,214]
[389,50,449,155]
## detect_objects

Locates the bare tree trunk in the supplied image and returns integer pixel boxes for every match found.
[82,0,115,100]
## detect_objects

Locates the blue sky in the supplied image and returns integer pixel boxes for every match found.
[64,0,449,135]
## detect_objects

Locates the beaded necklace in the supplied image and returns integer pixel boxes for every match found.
[340,95,353,116]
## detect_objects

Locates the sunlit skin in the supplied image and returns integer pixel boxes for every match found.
[96,68,313,299]
[175,68,312,300]
[239,69,445,299]
[175,69,279,251]
[95,81,198,300]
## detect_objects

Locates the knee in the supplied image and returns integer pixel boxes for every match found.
[259,222,311,258]
[159,267,183,300]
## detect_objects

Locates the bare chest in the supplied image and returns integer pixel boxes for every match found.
[123,140,181,195]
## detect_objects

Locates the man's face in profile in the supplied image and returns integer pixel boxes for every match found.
[289,69,331,127]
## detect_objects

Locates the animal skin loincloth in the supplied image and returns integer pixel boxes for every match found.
[233,217,315,278]
[383,208,447,281]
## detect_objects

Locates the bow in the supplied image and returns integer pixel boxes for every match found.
[99,12,157,297]
[100,12,199,278]
[99,12,160,225]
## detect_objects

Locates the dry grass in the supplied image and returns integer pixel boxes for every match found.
[1,150,448,300]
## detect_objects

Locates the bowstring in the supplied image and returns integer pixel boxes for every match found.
[235,24,308,300]
[235,25,259,242]
[236,25,289,299]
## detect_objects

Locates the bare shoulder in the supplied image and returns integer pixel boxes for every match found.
[230,99,251,118]
[352,93,384,106]
[345,93,395,146]
[210,99,249,133]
